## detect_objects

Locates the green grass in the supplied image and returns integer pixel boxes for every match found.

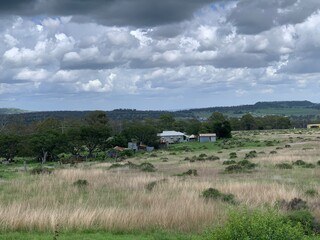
[0,231,202,240]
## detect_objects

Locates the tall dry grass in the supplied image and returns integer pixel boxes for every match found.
[0,169,226,232]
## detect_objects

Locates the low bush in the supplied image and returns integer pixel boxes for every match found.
[293,160,307,166]
[223,160,236,165]
[145,179,167,191]
[207,209,305,240]
[73,179,88,188]
[302,163,316,169]
[229,152,237,159]
[176,169,198,177]
[278,198,308,211]
[224,164,243,173]
[270,150,278,154]
[276,163,293,169]
[139,162,156,172]
[245,150,257,159]
[201,188,236,204]
[286,210,319,235]
[30,166,53,175]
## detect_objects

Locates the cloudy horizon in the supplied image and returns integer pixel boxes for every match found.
[1,0,320,111]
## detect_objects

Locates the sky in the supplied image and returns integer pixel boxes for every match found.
[1,0,320,111]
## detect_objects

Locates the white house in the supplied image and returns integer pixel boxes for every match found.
[158,131,187,144]
[199,133,216,142]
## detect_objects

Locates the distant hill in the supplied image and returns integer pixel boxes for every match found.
[0,108,29,115]
[0,101,319,124]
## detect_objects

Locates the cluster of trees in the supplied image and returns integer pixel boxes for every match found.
[229,114,292,131]
[0,111,292,163]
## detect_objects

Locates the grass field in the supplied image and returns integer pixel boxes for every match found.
[1,129,320,239]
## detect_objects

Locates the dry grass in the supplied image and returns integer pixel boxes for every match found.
[1,129,320,232]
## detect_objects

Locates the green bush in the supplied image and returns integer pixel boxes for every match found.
[176,169,198,177]
[201,188,236,204]
[30,166,53,175]
[229,152,237,159]
[293,160,307,166]
[276,163,293,169]
[286,210,316,235]
[73,179,88,187]
[245,150,257,159]
[223,160,237,165]
[207,209,305,240]
[224,164,243,173]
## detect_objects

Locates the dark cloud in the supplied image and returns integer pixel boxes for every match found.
[0,0,215,27]
[228,0,320,34]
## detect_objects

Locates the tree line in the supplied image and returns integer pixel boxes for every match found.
[0,111,291,163]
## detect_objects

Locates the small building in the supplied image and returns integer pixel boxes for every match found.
[307,124,320,129]
[199,133,216,143]
[188,134,197,142]
[158,131,187,144]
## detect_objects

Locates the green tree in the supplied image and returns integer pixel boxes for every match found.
[31,130,67,163]
[208,112,232,139]
[0,134,20,162]
[122,122,159,147]
[159,113,175,130]
[241,113,256,130]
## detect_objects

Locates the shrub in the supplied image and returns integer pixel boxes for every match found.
[293,160,307,166]
[229,152,237,159]
[270,150,278,154]
[207,209,305,240]
[139,162,156,172]
[317,160,320,166]
[302,163,315,169]
[176,169,198,177]
[276,163,293,169]
[30,166,53,175]
[245,150,257,159]
[237,160,256,169]
[285,144,291,148]
[199,153,207,158]
[286,210,317,235]
[201,188,236,204]
[73,179,88,187]
[223,160,236,165]
[224,164,243,173]
[206,155,220,161]
[145,179,167,191]
[278,198,308,211]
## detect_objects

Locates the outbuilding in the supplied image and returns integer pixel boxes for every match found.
[157,131,187,144]
[199,133,216,143]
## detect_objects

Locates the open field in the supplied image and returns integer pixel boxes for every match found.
[1,129,320,239]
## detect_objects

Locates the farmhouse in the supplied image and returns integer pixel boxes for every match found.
[158,131,187,144]
[307,124,320,129]
[199,133,216,142]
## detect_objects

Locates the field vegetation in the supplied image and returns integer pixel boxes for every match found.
[1,128,320,239]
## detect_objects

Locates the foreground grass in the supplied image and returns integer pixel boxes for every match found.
[1,129,320,236]
[0,230,201,240]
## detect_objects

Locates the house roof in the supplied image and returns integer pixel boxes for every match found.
[199,133,216,137]
[158,131,185,137]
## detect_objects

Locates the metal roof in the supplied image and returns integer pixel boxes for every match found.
[199,133,216,137]
[158,131,185,137]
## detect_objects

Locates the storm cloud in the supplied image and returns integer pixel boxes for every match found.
[1,0,320,111]
[0,0,216,27]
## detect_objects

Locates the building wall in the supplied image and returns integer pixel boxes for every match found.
[161,135,184,144]
[199,136,216,142]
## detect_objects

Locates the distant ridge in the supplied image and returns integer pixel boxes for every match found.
[0,108,29,115]
[0,101,319,123]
